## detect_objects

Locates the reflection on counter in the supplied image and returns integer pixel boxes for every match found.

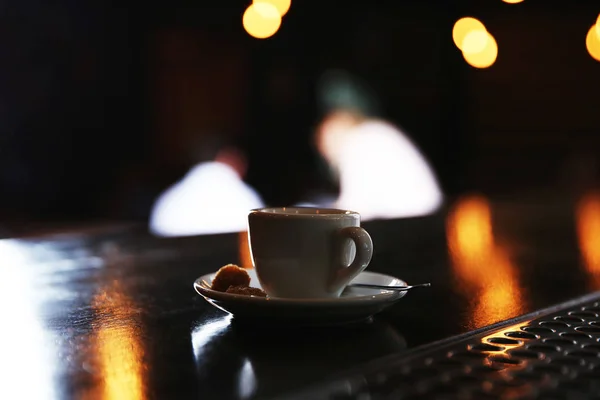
[238,358,258,400]
[447,195,493,278]
[473,248,523,328]
[191,315,255,399]
[89,282,146,400]
[190,315,406,400]
[0,241,57,400]
[480,323,530,349]
[576,191,600,289]
[192,314,234,362]
[447,196,525,329]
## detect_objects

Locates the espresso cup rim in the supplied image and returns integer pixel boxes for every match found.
[249,206,359,218]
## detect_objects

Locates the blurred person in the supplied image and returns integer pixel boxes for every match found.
[308,70,443,220]
[149,136,264,237]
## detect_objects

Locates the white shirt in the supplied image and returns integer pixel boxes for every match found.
[334,120,443,220]
[149,162,264,236]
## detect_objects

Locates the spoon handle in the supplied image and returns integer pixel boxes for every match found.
[350,282,431,291]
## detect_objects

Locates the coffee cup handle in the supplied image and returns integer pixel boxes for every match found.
[328,226,374,293]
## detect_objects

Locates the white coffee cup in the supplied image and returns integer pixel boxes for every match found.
[247,207,373,298]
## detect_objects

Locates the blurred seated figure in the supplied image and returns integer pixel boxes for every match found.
[309,70,443,220]
[149,137,264,236]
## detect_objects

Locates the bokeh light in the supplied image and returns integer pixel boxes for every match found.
[462,30,490,54]
[447,196,493,267]
[463,32,498,69]
[502,0,524,3]
[253,0,291,17]
[587,24,600,62]
[596,15,600,39]
[453,17,486,50]
[243,3,282,39]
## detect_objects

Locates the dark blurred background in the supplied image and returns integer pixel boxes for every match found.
[0,0,599,232]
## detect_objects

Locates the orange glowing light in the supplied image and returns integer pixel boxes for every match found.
[447,195,493,268]
[243,3,282,39]
[92,284,145,400]
[472,249,522,328]
[463,32,498,69]
[596,15,600,39]
[502,0,524,3]
[452,17,486,51]
[586,24,600,62]
[576,192,600,289]
[447,196,523,329]
[238,230,254,269]
[253,0,291,17]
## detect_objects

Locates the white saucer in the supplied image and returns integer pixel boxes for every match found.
[193,269,408,326]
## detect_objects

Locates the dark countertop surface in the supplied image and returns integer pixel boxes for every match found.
[2,193,600,399]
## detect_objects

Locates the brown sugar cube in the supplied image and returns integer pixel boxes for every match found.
[210,264,251,292]
[226,285,267,297]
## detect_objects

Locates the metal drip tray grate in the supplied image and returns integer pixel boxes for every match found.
[283,293,600,400]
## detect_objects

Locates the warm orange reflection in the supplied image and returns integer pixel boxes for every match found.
[472,249,522,326]
[480,323,529,353]
[447,196,493,274]
[238,230,254,269]
[447,196,523,329]
[92,283,145,400]
[576,192,600,289]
